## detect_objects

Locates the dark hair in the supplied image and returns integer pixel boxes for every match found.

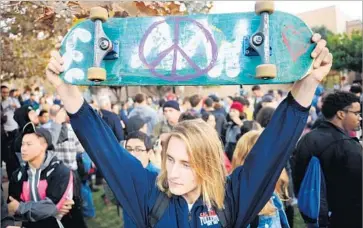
[178,110,200,122]
[322,91,360,119]
[39,110,48,117]
[238,120,261,139]
[126,131,153,151]
[134,93,145,104]
[204,98,214,108]
[9,89,17,96]
[201,112,213,122]
[252,85,261,91]
[1,85,8,90]
[189,94,202,108]
[349,85,362,94]
[277,89,284,97]
[256,106,275,128]
[159,98,166,107]
[233,96,250,107]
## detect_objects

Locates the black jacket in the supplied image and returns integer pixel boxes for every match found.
[1,185,15,228]
[291,121,362,228]
[9,152,86,228]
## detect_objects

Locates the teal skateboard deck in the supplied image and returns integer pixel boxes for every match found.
[59,10,315,86]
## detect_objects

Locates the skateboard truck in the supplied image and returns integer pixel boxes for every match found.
[88,7,112,82]
[250,1,277,79]
[243,36,272,57]
[104,41,119,60]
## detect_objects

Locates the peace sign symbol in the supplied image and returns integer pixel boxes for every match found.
[139,17,218,82]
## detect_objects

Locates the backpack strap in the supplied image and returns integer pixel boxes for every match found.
[250,216,259,228]
[215,198,232,228]
[148,192,170,228]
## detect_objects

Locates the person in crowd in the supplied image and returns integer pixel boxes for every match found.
[8,124,86,228]
[46,33,332,227]
[128,93,159,136]
[291,91,362,228]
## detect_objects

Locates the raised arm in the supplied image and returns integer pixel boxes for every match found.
[46,51,83,114]
[291,34,333,107]
[45,51,156,227]
[228,34,332,226]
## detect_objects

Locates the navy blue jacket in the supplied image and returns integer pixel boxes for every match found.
[100,109,124,142]
[70,92,309,227]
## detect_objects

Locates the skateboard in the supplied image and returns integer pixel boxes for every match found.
[59,1,315,86]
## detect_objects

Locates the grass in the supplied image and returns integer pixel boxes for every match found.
[86,188,305,228]
[85,189,123,228]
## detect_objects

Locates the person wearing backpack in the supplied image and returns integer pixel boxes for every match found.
[45,33,332,227]
[291,91,362,228]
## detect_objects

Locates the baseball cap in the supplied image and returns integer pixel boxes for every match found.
[22,122,54,150]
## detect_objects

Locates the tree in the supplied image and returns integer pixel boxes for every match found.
[326,31,362,74]
[0,1,213,100]
[311,25,333,40]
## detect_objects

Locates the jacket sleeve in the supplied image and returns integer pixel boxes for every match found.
[112,114,124,142]
[228,92,309,226]
[69,100,156,227]
[1,186,15,228]
[15,198,58,222]
[14,166,73,222]
[49,122,62,146]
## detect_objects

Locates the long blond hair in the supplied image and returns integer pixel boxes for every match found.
[231,130,289,216]
[156,119,227,209]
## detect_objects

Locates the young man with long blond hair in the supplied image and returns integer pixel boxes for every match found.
[45,33,332,227]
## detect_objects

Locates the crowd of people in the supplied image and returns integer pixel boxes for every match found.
[0,33,362,228]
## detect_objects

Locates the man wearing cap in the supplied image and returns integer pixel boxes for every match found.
[7,123,86,228]
[153,100,181,140]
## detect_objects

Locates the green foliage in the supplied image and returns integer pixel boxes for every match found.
[312,26,333,40]
[327,30,362,73]
[0,1,212,86]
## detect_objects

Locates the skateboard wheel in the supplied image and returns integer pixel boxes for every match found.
[255,1,275,15]
[256,64,276,79]
[88,67,106,82]
[90,7,108,22]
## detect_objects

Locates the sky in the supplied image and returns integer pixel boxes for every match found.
[210,1,362,21]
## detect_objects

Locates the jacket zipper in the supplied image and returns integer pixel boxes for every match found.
[31,169,38,202]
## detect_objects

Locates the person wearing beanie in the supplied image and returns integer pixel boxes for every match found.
[223,101,246,160]
[153,100,181,140]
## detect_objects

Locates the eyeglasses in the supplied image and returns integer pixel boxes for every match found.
[343,109,362,117]
[126,147,147,153]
